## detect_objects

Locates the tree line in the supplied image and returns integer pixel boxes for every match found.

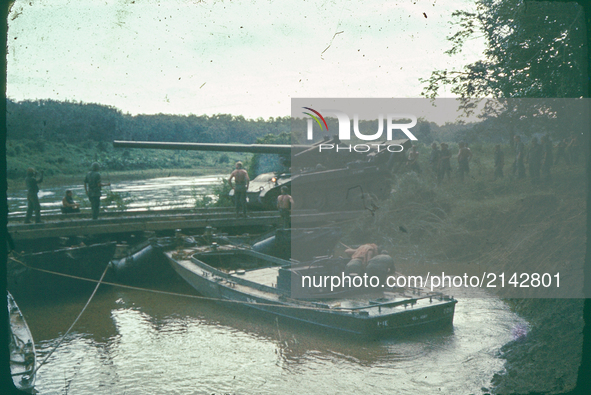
[6,98,292,144]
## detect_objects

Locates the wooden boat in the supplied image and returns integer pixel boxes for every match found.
[158,243,457,337]
[8,291,36,393]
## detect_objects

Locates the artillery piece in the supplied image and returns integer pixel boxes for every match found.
[113,137,411,211]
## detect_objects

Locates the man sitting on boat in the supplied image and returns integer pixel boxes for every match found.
[61,190,81,214]
[344,244,395,283]
[344,243,378,275]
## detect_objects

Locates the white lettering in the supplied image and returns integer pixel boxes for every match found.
[336,144,353,152]
[321,110,351,140]
[387,144,404,152]
[387,114,418,140]
[353,114,384,141]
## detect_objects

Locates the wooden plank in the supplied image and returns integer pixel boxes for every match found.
[7,210,368,240]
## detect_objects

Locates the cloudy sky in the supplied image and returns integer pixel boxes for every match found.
[7,0,485,120]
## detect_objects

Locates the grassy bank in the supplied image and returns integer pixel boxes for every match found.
[342,144,586,393]
[6,138,248,189]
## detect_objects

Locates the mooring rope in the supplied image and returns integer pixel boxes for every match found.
[7,255,411,314]
[30,261,111,376]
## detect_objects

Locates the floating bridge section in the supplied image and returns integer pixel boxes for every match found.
[7,208,366,240]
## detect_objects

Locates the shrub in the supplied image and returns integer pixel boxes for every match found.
[218,153,230,164]
[32,139,46,152]
[97,141,109,152]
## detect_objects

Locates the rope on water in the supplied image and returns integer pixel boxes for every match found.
[7,255,392,313]
[30,261,111,376]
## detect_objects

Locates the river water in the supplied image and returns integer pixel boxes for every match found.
[16,285,527,395]
[9,176,528,394]
[8,175,227,216]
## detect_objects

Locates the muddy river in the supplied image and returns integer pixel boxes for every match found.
[9,176,528,394]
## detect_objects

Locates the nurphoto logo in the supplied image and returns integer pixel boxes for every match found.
[302,107,418,153]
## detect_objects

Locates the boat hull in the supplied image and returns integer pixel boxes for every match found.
[8,291,36,393]
[164,252,457,337]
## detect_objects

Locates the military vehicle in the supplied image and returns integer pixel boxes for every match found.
[113,137,411,211]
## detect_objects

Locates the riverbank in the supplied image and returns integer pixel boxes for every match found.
[6,138,247,188]
[343,160,586,393]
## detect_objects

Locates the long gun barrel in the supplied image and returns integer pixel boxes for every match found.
[113,140,306,154]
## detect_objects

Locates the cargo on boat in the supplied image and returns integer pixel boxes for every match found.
[155,242,457,337]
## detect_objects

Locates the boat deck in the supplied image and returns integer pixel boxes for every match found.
[238,267,280,288]
[179,251,452,317]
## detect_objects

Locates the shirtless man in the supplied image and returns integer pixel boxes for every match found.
[228,161,250,217]
[277,186,294,229]
[344,243,379,275]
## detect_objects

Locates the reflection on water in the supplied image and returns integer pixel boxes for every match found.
[8,175,227,216]
[17,281,525,395]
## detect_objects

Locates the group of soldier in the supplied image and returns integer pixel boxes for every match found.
[406,134,581,185]
[25,159,293,226]
[24,134,579,224]
[24,162,110,224]
[505,134,580,184]
[228,161,293,228]
[419,141,472,184]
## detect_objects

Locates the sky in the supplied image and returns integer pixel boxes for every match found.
[7,0,486,121]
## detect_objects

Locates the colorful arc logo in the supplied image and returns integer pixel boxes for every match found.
[302,107,328,131]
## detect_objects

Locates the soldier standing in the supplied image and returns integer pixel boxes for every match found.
[428,142,441,176]
[406,145,421,174]
[512,136,526,179]
[228,161,250,217]
[437,143,452,184]
[493,144,504,180]
[541,135,553,182]
[526,137,543,184]
[277,186,294,229]
[84,162,110,220]
[457,142,473,182]
[24,167,43,224]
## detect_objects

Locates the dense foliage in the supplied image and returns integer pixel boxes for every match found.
[7,98,291,144]
[420,0,587,99]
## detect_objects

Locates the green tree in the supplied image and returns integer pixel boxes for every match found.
[420,0,586,99]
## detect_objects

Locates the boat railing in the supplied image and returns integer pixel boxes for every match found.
[334,293,453,312]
